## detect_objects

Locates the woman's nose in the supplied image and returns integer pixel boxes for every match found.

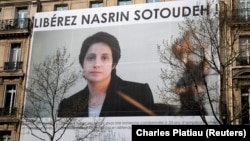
[93,58,101,66]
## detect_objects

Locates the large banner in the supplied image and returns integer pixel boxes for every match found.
[21,1,220,140]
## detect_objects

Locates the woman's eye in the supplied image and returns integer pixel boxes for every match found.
[102,55,110,61]
[86,56,95,61]
[102,56,107,60]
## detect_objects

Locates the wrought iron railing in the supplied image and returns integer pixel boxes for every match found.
[0,18,31,31]
[4,61,23,70]
[0,107,17,116]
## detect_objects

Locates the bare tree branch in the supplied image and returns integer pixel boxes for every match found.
[23,47,104,140]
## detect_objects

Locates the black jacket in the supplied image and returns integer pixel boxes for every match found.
[58,74,154,117]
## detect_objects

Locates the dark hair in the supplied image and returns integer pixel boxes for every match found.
[79,32,121,69]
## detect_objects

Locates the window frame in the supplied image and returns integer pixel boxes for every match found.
[146,0,161,3]
[241,87,250,124]
[16,7,28,29]
[0,131,11,141]
[0,8,2,20]
[118,0,132,6]
[3,84,17,116]
[9,43,21,63]
[54,4,68,11]
[90,1,104,8]
[238,0,250,21]
[237,36,250,66]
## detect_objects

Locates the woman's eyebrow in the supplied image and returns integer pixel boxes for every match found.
[102,53,111,55]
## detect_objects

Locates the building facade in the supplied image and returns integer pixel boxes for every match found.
[232,0,250,125]
[0,1,32,141]
[219,0,250,125]
[0,0,249,140]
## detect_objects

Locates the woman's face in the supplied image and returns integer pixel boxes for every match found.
[83,42,113,83]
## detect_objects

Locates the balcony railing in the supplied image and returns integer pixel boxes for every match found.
[232,8,250,22]
[0,18,31,31]
[0,107,17,116]
[4,61,23,70]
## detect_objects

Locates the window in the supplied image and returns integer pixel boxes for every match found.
[8,43,21,70]
[0,9,3,30]
[55,5,68,11]
[16,7,28,29]
[0,131,11,141]
[118,0,131,6]
[3,85,16,116]
[237,37,250,66]
[238,0,250,21]
[146,0,161,3]
[4,43,22,70]
[241,88,250,124]
[90,1,104,8]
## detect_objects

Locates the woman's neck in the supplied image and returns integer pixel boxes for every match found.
[87,76,111,108]
[87,76,111,96]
